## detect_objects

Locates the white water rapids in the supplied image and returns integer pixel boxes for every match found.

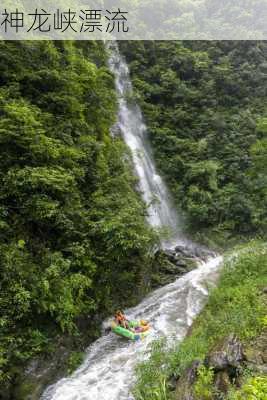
[41,43,222,400]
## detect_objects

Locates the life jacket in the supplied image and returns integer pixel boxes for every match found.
[140,319,148,326]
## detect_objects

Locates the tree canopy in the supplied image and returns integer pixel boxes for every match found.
[119,40,267,244]
[0,40,155,394]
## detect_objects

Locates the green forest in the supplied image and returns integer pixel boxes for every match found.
[0,40,155,398]
[119,41,267,246]
[0,39,266,400]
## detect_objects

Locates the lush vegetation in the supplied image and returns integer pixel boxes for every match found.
[228,376,267,400]
[133,240,267,400]
[0,40,155,395]
[1,38,267,399]
[120,41,267,246]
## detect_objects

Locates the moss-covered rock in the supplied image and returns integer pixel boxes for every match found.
[151,244,211,288]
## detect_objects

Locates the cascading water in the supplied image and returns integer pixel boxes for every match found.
[41,43,222,400]
[107,42,185,248]
[41,257,222,400]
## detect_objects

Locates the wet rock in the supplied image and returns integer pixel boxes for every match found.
[175,245,194,258]
[163,249,191,267]
[158,260,181,275]
[206,334,244,372]
[164,249,178,260]
[174,244,216,262]
[174,361,200,400]
[174,259,188,268]
[152,243,217,290]
[152,247,200,288]
[159,248,198,270]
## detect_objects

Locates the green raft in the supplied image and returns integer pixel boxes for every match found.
[111,320,150,341]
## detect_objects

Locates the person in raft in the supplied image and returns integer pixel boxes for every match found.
[114,311,149,333]
[114,310,131,330]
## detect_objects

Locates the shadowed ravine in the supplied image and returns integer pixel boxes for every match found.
[41,43,222,400]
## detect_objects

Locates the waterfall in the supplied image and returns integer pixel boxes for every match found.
[107,42,186,248]
[41,43,222,400]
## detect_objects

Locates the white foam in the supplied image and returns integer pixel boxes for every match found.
[41,256,222,400]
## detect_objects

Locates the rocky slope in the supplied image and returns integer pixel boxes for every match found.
[174,328,267,399]
[133,240,267,400]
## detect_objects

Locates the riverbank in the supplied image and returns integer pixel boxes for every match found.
[133,240,267,400]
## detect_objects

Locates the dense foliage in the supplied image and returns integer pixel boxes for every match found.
[120,41,267,245]
[133,240,267,400]
[1,38,267,399]
[0,40,155,393]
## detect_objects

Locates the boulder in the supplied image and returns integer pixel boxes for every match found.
[161,249,198,269]
[174,259,188,268]
[152,243,218,288]
[174,244,216,262]
[164,249,178,260]
[206,334,244,372]
[175,245,194,258]
[158,259,182,275]
[152,247,200,288]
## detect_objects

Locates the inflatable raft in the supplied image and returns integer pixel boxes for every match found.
[111,320,150,341]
